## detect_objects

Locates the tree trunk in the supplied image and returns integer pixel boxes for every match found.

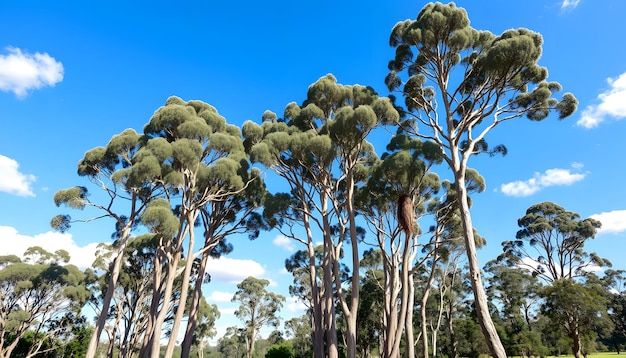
[345,177,360,358]
[571,322,583,358]
[180,246,209,358]
[165,210,198,357]
[149,253,180,357]
[85,224,132,358]
[307,240,325,358]
[381,252,398,358]
[447,300,458,358]
[322,200,339,358]
[139,243,164,356]
[453,169,507,358]
[301,206,325,358]
[405,274,416,358]
[421,284,431,358]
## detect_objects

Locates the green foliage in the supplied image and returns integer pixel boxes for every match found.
[0,248,89,357]
[233,276,285,329]
[388,2,577,164]
[501,202,607,282]
[284,315,312,358]
[53,186,88,209]
[541,278,613,351]
[140,198,178,238]
[265,342,295,358]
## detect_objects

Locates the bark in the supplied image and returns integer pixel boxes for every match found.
[322,206,339,358]
[453,167,507,358]
[149,250,181,357]
[180,247,208,358]
[139,241,164,356]
[420,280,432,358]
[405,273,416,358]
[570,317,583,358]
[85,224,132,358]
[344,174,360,358]
[165,209,199,358]
[307,240,325,358]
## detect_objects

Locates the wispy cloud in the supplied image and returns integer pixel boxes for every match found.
[500,164,586,197]
[0,226,99,269]
[590,210,626,234]
[285,296,307,313]
[207,291,234,302]
[561,0,580,11]
[206,257,265,283]
[577,71,626,128]
[273,235,296,252]
[0,47,64,98]
[0,155,36,197]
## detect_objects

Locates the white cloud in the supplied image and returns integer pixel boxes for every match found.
[500,164,586,197]
[206,257,265,283]
[590,210,626,234]
[561,0,580,11]
[273,235,296,252]
[0,47,64,98]
[219,307,237,316]
[577,71,626,128]
[207,290,234,302]
[0,155,36,197]
[286,296,307,314]
[0,226,99,269]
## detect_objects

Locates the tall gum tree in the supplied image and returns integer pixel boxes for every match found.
[140,97,261,358]
[51,128,165,358]
[245,114,335,358]
[356,134,442,358]
[386,3,577,357]
[244,74,398,358]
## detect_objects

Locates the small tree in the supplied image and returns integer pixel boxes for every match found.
[501,202,611,358]
[0,249,89,358]
[265,342,295,358]
[233,276,286,358]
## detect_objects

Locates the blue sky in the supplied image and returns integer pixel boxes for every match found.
[1,0,626,343]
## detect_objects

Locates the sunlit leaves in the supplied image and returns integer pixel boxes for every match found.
[141,198,178,238]
[53,186,88,209]
[389,1,578,138]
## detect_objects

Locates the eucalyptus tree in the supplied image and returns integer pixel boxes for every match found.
[248,118,331,358]
[180,179,265,358]
[484,261,543,356]
[0,249,89,358]
[356,134,441,358]
[93,234,160,358]
[189,296,220,358]
[601,270,626,353]
[424,247,467,358]
[386,3,578,356]
[244,74,398,358]
[501,202,608,282]
[356,249,384,357]
[484,261,541,328]
[541,277,612,358]
[51,128,165,358]
[284,315,313,358]
[134,96,260,358]
[499,202,610,358]
[232,276,285,358]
